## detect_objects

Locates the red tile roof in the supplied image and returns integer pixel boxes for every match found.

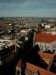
[38,52,55,60]
[35,33,56,43]
[26,62,56,75]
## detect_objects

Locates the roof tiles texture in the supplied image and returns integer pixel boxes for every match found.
[26,62,56,75]
[38,52,55,60]
[35,33,56,43]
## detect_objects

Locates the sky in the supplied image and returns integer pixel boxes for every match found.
[0,0,56,17]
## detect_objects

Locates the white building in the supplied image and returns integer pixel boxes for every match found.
[45,24,51,29]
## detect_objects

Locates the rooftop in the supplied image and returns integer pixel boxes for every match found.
[26,62,56,75]
[35,33,56,43]
[38,52,55,60]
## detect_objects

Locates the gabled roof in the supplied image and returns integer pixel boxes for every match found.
[35,33,56,43]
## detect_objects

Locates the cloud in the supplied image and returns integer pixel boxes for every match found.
[0,0,56,8]
[0,0,56,17]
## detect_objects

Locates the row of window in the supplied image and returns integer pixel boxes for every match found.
[25,69,39,75]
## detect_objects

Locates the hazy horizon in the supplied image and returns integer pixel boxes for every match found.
[0,0,56,17]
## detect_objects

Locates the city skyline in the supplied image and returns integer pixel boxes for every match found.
[0,0,56,17]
